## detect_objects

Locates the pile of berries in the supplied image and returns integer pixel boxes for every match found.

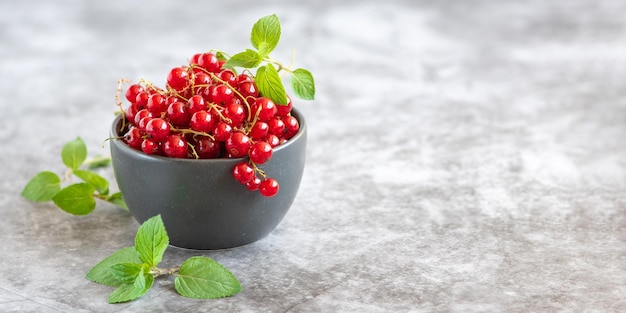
[118,52,300,197]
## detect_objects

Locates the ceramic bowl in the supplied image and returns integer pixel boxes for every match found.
[109,108,307,250]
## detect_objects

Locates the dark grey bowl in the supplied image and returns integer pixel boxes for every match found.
[110,108,307,250]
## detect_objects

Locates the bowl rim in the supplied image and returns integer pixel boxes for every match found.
[110,107,306,163]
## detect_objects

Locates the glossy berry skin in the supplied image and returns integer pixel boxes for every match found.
[253,97,277,122]
[248,141,273,164]
[125,84,145,103]
[276,96,293,117]
[259,178,279,197]
[224,101,245,127]
[146,94,167,115]
[134,91,149,108]
[210,84,234,104]
[123,126,143,149]
[186,95,206,114]
[190,110,217,133]
[245,176,262,191]
[265,134,281,147]
[267,117,285,137]
[195,136,221,159]
[166,102,190,126]
[225,132,251,158]
[145,118,170,141]
[237,81,259,98]
[217,69,237,86]
[167,67,189,91]
[282,115,299,139]
[197,53,221,73]
[163,135,188,158]
[232,162,255,184]
[133,108,151,125]
[249,121,269,140]
[213,122,233,142]
[141,139,160,155]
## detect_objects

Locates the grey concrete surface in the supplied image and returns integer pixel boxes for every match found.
[1,0,625,312]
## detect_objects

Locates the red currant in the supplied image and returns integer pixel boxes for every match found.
[146,93,167,115]
[259,178,279,197]
[134,91,149,108]
[195,136,221,159]
[145,118,170,141]
[267,117,285,137]
[276,96,293,117]
[217,69,237,86]
[186,95,206,114]
[225,132,251,158]
[133,109,152,126]
[224,101,245,127]
[249,121,269,140]
[123,126,143,149]
[190,110,217,133]
[125,84,144,103]
[283,115,299,139]
[210,84,234,104]
[166,67,189,91]
[213,122,233,141]
[166,102,190,126]
[232,162,255,184]
[163,135,188,158]
[265,134,281,147]
[126,103,140,124]
[253,97,277,122]
[197,53,220,73]
[248,141,273,164]
[237,81,259,98]
[245,176,262,191]
[141,138,161,155]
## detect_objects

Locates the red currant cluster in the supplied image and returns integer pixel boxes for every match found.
[118,52,300,197]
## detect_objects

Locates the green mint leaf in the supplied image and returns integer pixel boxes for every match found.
[215,51,228,61]
[21,171,61,202]
[110,263,146,284]
[108,266,154,304]
[86,155,111,169]
[223,49,262,69]
[61,137,87,170]
[105,192,128,210]
[290,68,316,100]
[52,183,96,215]
[175,256,242,299]
[74,169,109,195]
[86,246,142,287]
[251,14,281,56]
[135,215,169,267]
[256,64,288,105]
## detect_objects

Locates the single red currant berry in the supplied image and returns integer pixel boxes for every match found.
[283,115,300,139]
[276,96,293,117]
[141,138,161,155]
[213,122,233,141]
[125,84,145,103]
[217,69,237,86]
[193,72,211,87]
[249,121,269,140]
[265,134,281,147]
[163,135,188,158]
[210,84,234,104]
[237,81,259,98]
[166,96,180,106]
[167,67,189,91]
[190,53,201,65]
[267,117,286,137]
[198,53,220,73]
[259,178,279,197]
[146,93,167,115]
[249,141,273,164]
[123,126,143,149]
[245,176,262,191]
[145,118,170,141]
[166,102,190,126]
[232,162,255,184]
[195,136,221,159]
[224,101,245,127]
[253,97,277,122]
[138,116,152,132]
[190,110,217,133]
[186,95,206,114]
[134,91,149,108]
[225,132,251,158]
[134,109,152,126]
[235,73,253,85]
[126,103,140,125]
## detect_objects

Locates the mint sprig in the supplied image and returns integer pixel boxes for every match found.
[21,137,126,214]
[86,215,242,303]
[222,14,316,104]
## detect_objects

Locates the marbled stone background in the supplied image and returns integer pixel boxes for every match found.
[1,0,625,312]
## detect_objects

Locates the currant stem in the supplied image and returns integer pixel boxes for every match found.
[151,266,180,278]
